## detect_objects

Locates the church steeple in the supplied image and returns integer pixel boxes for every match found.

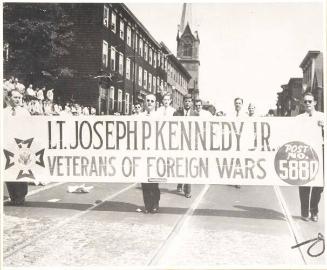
[176,3,200,99]
[179,3,192,34]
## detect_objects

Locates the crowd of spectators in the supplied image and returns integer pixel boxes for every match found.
[3,76,96,116]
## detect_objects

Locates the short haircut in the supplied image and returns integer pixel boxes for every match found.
[234,97,243,104]
[134,101,142,106]
[183,94,193,101]
[248,103,255,108]
[145,93,156,101]
[303,91,315,100]
[194,99,203,104]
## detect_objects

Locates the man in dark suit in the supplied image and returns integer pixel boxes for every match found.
[173,94,199,198]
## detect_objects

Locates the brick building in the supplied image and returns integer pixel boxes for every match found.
[276,78,303,116]
[299,51,324,112]
[160,42,191,109]
[277,50,324,116]
[48,3,189,114]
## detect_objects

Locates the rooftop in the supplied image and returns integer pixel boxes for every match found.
[299,51,321,69]
[160,41,192,80]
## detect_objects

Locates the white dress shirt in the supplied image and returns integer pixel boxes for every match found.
[156,106,175,117]
[3,105,31,117]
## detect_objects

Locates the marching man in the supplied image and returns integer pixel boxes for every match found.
[297,92,324,222]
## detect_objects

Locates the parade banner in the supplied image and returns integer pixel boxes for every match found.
[2,116,324,186]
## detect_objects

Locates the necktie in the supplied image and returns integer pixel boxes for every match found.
[11,107,16,116]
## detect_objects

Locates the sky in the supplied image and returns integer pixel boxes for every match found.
[127,2,324,115]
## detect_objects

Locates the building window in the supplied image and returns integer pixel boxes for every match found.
[144,70,147,89]
[126,58,130,80]
[102,41,108,67]
[160,79,164,91]
[149,48,152,65]
[119,20,124,40]
[153,52,157,68]
[161,54,164,69]
[99,86,106,99]
[125,93,130,115]
[138,66,143,86]
[158,53,161,68]
[153,76,156,92]
[134,64,138,82]
[148,73,152,92]
[183,44,192,56]
[103,5,109,27]
[127,26,132,47]
[111,11,116,33]
[119,52,124,75]
[118,89,123,113]
[144,43,148,61]
[139,39,143,57]
[110,46,116,71]
[134,34,138,52]
[109,86,115,110]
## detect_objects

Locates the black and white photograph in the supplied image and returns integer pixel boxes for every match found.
[1,1,326,269]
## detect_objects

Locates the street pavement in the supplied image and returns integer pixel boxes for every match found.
[2,182,325,268]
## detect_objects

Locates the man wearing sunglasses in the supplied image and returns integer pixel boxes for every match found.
[297,92,324,222]
[173,94,199,198]
[141,94,161,213]
[133,101,143,115]
[143,94,156,116]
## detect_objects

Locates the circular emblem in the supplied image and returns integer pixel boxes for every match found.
[274,141,319,185]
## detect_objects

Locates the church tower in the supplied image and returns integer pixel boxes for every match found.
[177,3,200,99]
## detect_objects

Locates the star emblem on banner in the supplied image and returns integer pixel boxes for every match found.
[3,138,45,180]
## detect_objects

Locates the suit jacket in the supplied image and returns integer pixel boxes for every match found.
[173,108,199,116]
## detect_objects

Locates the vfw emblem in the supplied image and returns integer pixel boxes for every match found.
[3,138,45,180]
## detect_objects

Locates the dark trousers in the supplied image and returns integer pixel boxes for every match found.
[6,182,28,201]
[141,183,160,211]
[299,186,324,217]
[177,184,191,195]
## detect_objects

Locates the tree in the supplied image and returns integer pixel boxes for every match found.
[3,3,75,84]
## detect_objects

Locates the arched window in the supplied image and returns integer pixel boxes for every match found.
[183,44,192,57]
